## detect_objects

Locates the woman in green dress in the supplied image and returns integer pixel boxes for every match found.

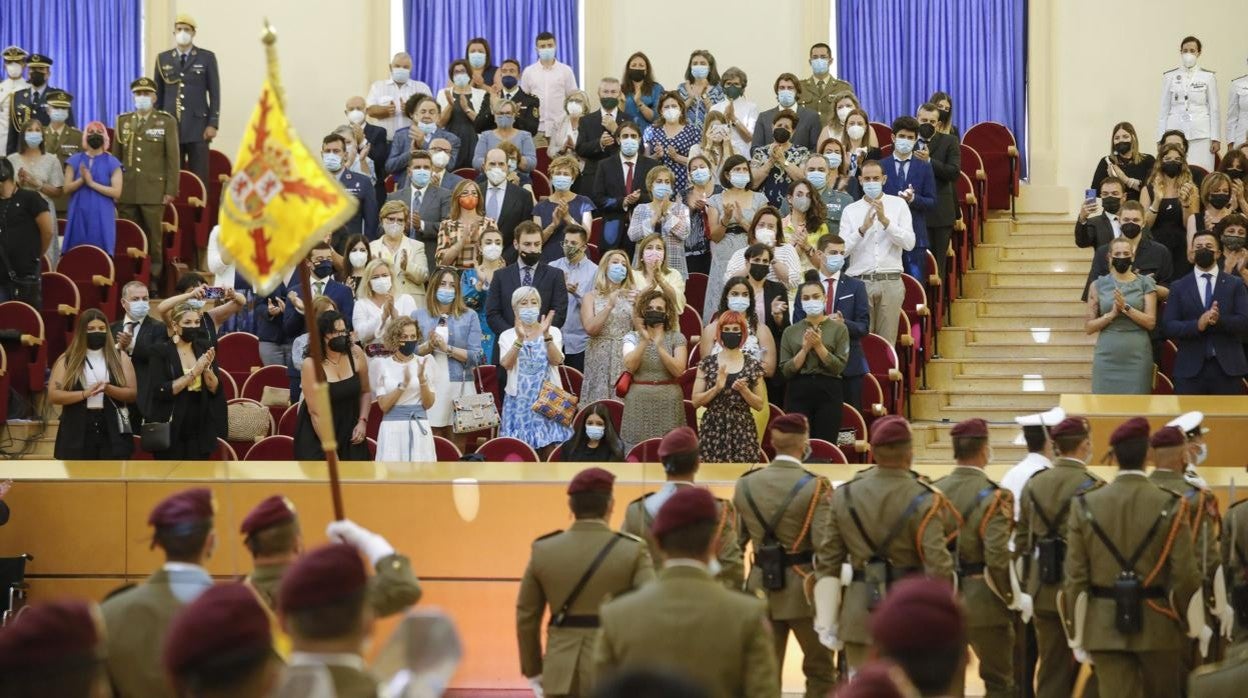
[1086,237,1158,394]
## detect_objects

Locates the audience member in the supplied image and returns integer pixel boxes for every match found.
[480,147,535,253]
[590,119,655,257]
[632,232,686,311]
[462,228,505,359]
[581,248,638,402]
[687,110,736,176]
[929,90,959,137]
[1163,230,1248,393]
[1082,200,1173,302]
[1216,214,1248,278]
[677,50,724,130]
[1220,150,1248,210]
[485,222,569,361]
[286,295,338,404]
[429,137,465,192]
[724,206,802,289]
[387,95,461,189]
[373,316,436,461]
[1086,237,1158,394]
[628,165,691,277]
[321,132,377,243]
[750,109,809,207]
[521,31,579,140]
[576,78,624,193]
[683,153,719,275]
[1090,122,1154,200]
[621,52,662,126]
[818,92,864,149]
[884,117,938,278]
[369,200,427,304]
[353,259,417,354]
[840,159,916,344]
[1194,171,1236,235]
[389,149,450,272]
[793,234,870,409]
[473,98,538,171]
[751,73,821,150]
[818,137,862,199]
[534,155,595,261]
[366,51,432,140]
[143,303,226,460]
[42,90,81,168]
[285,242,356,336]
[492,134,536,193]
[620,288,687,445]
[1159,36,1219,170]
[643,91,700,196]
[113,281,167,424]
[704,153,771,318]
[333,123,375,183]
[293,309,372,461]
[799,152,854,232]
[345,95,390,207]
[915,103,960,279]
[692,310,766,463]
[561,402,626,461]
[780,271,849,442]
[549,223,597,371]
[701,274,780,436]
[484,58,541,136]
[157,271,245,345]
[783,178,829,270]
[414,267,485,448]
[341,234,372,296]
[49,309,137,460]
[0,157,52,307]
[204,224,257,335]
[8,119,63,257]
[709,66,758,158]
[841,108,881,177]
[499,285,571,454]
[1074,176,1127,251]
[1142,143,1200,276]
[546,90,589,172]
[732,244,790,355]
[800,42,853,125]
[436,179,494,268]
[437,59,486,170]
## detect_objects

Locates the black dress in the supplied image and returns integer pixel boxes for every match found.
[54,360,134,460]
[144,342,227,460]
[1146,184,1191,277]
[293,350,370,461]
[562,438,624,462]
[444,92,480,170]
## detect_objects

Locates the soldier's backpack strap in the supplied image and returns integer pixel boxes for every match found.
[1032,476,1100,538]
[548,535,623,628]
[844,483,931,560]
[742,473,814,545]
[1078,493,1173,579]
[953,485,999,570]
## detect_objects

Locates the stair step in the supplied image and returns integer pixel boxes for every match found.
[912,422,1037,440]
[950,308,1088,330]
[982,259,1091,274]
[954,328,1095,345]
[979,285,1087,302]
[995,245,1093,262]
[913,389,1067,413]
[987,234,1076,249]
[916,442,1029,463]
[910,401,1056,422]
[928,357,1092,379]
[944,341,1094,360]
[970,299,1088,317]
[928,374,1092,393]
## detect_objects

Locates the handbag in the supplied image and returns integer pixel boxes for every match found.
[107,397,133,436]
[452,393,500,434]
[532,381,579,427]
[613,371,633,398]
[259,385,291,408]
[140,420,171,452]
[227,400,271,441]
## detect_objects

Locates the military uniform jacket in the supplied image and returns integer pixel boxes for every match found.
[0,77,29,155]
[100,568,214,698]
[595,564,780,698]
[6,83,74,154]
[1149,469,1221,604]
[798,75,854,125]
[516,520,655,695]
[44,123,82,163]
[621,484,744,590]
[1158,66,1220,141]
[1221,498,1248,646]
[113,109,180,204]
[246,552,423,616]
[732,458,834,620]
[1063,472,1201,651]
[1227,74,1248,147]
[815,466,954,644]
[1014,457,1104,612]
[154,46,221,143]
[1190,633,1248,695]
[933,466,1015,627]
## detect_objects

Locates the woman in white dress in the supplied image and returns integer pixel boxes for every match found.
[353,259,417,355]
[373,316,436,462]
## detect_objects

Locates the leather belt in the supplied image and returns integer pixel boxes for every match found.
[852,272,902,281]
[783,551,814,567]
[851,565,921,581]
[548,614,599,628]
[958,562,986,576]
[1089,586,1166,599]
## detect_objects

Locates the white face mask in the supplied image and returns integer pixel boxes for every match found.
[430,151,450,169]
[662,107,681,123]
[755,228,776,246]
[383,221,404,237]
[566,101,584,116]
[1181,52,1198,69]
[175,30,193,47]
[482,244,503,261]
[846,124,866,141]
[370,276,393,294]
[836,105,853,123]
[4,63,21,80]
[348,250,368,268]
[485,167,507,185]
[346,108,366,125]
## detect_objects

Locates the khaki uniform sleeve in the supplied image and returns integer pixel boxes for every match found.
[919,493,956,578]
[516,554,547,679]
[368,553,423,616]
[631,540,656,588]
[163,115,180,198]
[1168,500,1203,623]
[1061,498,1091,638]
[984,490,1015,605]
[1222,508,1243,595]
[111,116,123,160]
[1014,483,1034,566]
[1195,492,1223,601]
[813,482,845,580]
[733,482,752,552]
[717,501,746,590]
[744,606,783,698]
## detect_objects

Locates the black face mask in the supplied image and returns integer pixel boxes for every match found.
[599,96,619,111]
[399,340,418,356]
[1113,141,1132,155]
[86,133,105,149]
[918,123,936,140]
[642,310,666,326]
[773,127,792,144]
[28,72,46,87]
[1111,257,1133,274]
[1120,222,1142,239]
[313,260,334,278]
[180,327,204,343]
[1194,248,1216,269]
[627,68,646,81]
[748,263,769,281]
[519,250,541,266]
[1226,169,1246,180]
[1102,196,1122,214]
[327,335,350,353]
[1209,193,1231,209]
[719,331,742,350]
[86,331,108,350]
[937,108,951,123]
[1160,160,1183,177]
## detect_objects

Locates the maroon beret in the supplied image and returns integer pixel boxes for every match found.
[1110,416,1150,446]
[869,415,912,447]
[1049,416,1090,439]
[0,600,100,669]
[870,577,965,653]
[770,413,810,435]
[650,486,718,539]
[1150,426,1186,449]
[658,427,699,459]
[278,543,368,613]
[164,584,272,678]
[149,487,215,528]
[240,495,297,536]
[950,418,989,439]
[567,467,615,495]
[833,661,913,698]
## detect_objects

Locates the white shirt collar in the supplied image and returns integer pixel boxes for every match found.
[162,561,206,574]
[773,454,804,466]
[820,270,842,283]
[289,652,366,671]
[664,558,710,571]
[1193,266,1217,278]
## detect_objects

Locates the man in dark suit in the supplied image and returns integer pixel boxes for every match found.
[153,14,220,186]
[591,120,655,260]
[475,59,541,136]
[882,117,937,280]
[389,150,451,271]
[916,103,960,280]
[1082,201,1173,301]
[794,234,871,409]
[346,96,390,209]
[575,77,624,194]
[479,147,534,259]
[6,54,74,154]
[284,242,356,335]
[1073,177,1126,250]
[485,222,568,364]
[112,281,169,426]
[322,133,377,246]
[1162,230,1248,394]
[750,73,821,151]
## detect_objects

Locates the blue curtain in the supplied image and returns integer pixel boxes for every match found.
[405,0,579,91]
[836,0,1028,175]
[5,0,142,128]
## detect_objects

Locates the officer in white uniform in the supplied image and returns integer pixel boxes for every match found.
[0,46,29,157]
[1159,36,1220,171]
[1227,58,1248,150]
[1001,406,1065,521]
[1166,410,1212,488]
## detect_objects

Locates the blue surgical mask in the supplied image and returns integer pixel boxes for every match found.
[894,137,915,155]
[436,287,456,305]
[802,299,825,317]
[726,296,750,312]
[729,171,750,189]
[810,58,830,75]
[652,183,672,200]
[777,89,796,107]
[495,115,515,129]
[826,152,843,169]
[410,168,432,188]
[538,47,557,62]
[187,298,206,310]
[391,67,410,83]
[468,52,486,68]
[23,132,42,147]
[322,153,343,172]
[862,181,883,199]
[128,299,150,320]
[824,253,845,274]
[552,174,573,191]
[452,73,470,88]
[806,170,827,189]
[518,307,541,324]
[134,95,153,111]
[585,424,606,440]
[48,108,69,123]
[619,137,639,157]
[690,65,709,80]
[607,262,628,283]
[690,167,711,185]
[417,121,437,136]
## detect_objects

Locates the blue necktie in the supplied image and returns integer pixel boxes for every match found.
[1202,273,1214,310]
[522,266,533,287]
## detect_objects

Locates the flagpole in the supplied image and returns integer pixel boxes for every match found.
[264,20,345,521]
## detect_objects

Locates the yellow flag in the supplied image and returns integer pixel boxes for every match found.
[219,80,357,295]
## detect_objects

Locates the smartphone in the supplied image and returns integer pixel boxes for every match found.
[203,286,226,300]
[1084,188,1102,217]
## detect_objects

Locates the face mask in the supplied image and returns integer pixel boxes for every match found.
[690,65,709,80]
[710,124,730,140]
[1180,52,1198,69]
[1193,442,1208,465]
[619,137,639,157]
[802,299,825,316]
[642,248,664,265]
[1102,196,1121,214]
[392,67,410,83]
[4,63,20,80]
[328,335,350,353]
[347,108,366,125]
[370,276,392,294]
[23,132,42,148]
[937,108,951,123]
[49,108,68,123]
[86,331,108,350]
[538,47,557,62]
[792,195,811,212]
[585,424,606,440]
[436,287,456,305]
[186,298,206,310]
[729,171,750,189]
[128,299,150,320]
[86,133,105,149]
[825,253,845,274]
[826,152,843,169]
[719,331,743,350]
[495,114,515,129]
[773,127,792,144]
[777,89,796,107]
[410,168,432,188]
[1160,160,1182,177]
[313,260,334,279]
[1226,169,1245,180]
[1112,141,1131,155]
[501,75,518,90]
[726,295,750,312]
[1120,222,1142,239]
[1222,235,1247,251]
[28,72,46,87]
[322,153,343,172]
[662,107,681,123]
[599,96,619,111]
[482,244,503,261]
[459,193,480,209]
[416,122,439,138]
[1209,193,1231,209]
[452,73,470,88]
[836,106,853,123]
[552,174,573,191]
[175,30,193,46]
[520,250,541,266]
[518,307,541,324]
[1110,257,1133,274]
[806,170,827,189]
[348,250,368,269]
[566,101,584,116]
[894,137,915,155]
[754,228,776,246]
[134,95,153,111]
[748,262,769,281]
[429,150,450,168]
[468,51,486,68]
[485,167,507,185]
[846,124,866,141]
[607,262,628,283]
[652,183,672,200]
[690,167,711,186]
[1194,248,1216,269]
[383,221,404,237]
[507,159,518,172]
[918,122,936,140]
[724,85,743,99]
[180,326,204,343]
[862,181,883,199]
[643,310,667,326]
[562,242,582,260]
[399,340,418,356]
[627,68,646,82]
[810,58,830,75]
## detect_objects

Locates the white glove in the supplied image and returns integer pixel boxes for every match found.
[1219,603,1235,640]
[1184,464,1209,489]
[527,675,545,698]
[1199,624,1213,658]
[812,577,842,650]
[1017,593,1034,624]
[816,624,843,651]
[1072,647,1093,666]
[326,519,395,566]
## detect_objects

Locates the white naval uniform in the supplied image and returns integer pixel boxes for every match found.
[1158,65,1220,170]
[1227,73,1248,149]
[0,77,29,156]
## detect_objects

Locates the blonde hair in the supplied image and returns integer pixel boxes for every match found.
[698,110,734,170]
[644,165,674,191]
[634,232,673,274]
[357,258,395,302]
[548,154,581,179]
[380,316,420,352]
[592,249,636,295]
[379,199,409,222]
[510,285,541,314]
[424,266,469,316]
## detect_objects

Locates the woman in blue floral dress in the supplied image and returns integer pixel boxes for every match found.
[461,229,505,361]
[499,287,573,455]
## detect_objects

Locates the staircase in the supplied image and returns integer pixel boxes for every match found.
[912,214,1092,465]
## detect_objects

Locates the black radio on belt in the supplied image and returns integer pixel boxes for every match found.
[1234,584,1248,627]
[1036,536,1066,585]
[1113,571,1144,634]
[863,557,892,610]
[755,540,787,591]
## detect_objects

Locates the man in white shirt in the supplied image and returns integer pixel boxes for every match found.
[520,31,578,141]
[1001,407,1065,521]
[710,66,758,157]
[366,52,432,140]
[112,281,168,424]
[0,46,30,157]
[838,159,915,344]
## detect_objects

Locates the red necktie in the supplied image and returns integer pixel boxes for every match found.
[624,161,634,193]
[825,278,836,315]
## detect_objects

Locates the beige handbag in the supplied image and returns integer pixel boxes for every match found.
[259,385,291,408]
[227,401,271,441]
[452,393,500,434]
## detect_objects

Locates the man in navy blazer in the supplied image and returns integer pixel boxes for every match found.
[1162,231,1248,394]
[283,242,356,337]
[590,120,656,260]
[793,234,871,409]
[485,222,569,365]
[881,117,936,281]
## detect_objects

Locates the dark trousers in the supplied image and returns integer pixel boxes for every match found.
[784,374,842,443]
[685,250,710,275]
[1175,356,1243,395]
[928,225,952,280]
[841,373,863,414]
[181,140,209,187]
[563,351,584,373]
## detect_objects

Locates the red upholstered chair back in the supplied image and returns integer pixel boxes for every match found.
[243,435,294,461]
[58,245,118,321]
[963,122,1020,209]
[476,436,540,462]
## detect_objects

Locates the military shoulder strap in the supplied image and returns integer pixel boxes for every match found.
[549,535,623,628]
[742,473,814,545]
[960,485,999,525]
[844,482,931,560]
[1031,476,1099,538]
[1077,493,1176,576]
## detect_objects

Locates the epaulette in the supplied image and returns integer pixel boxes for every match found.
[738,466,763,478]
[534,529,562,542]
[155,109,176,120]
[1163,67,1180,75]
[615,530,645,543]
[852,465,874,479]
[629,492,655,505]
[1228,497,1248,511]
